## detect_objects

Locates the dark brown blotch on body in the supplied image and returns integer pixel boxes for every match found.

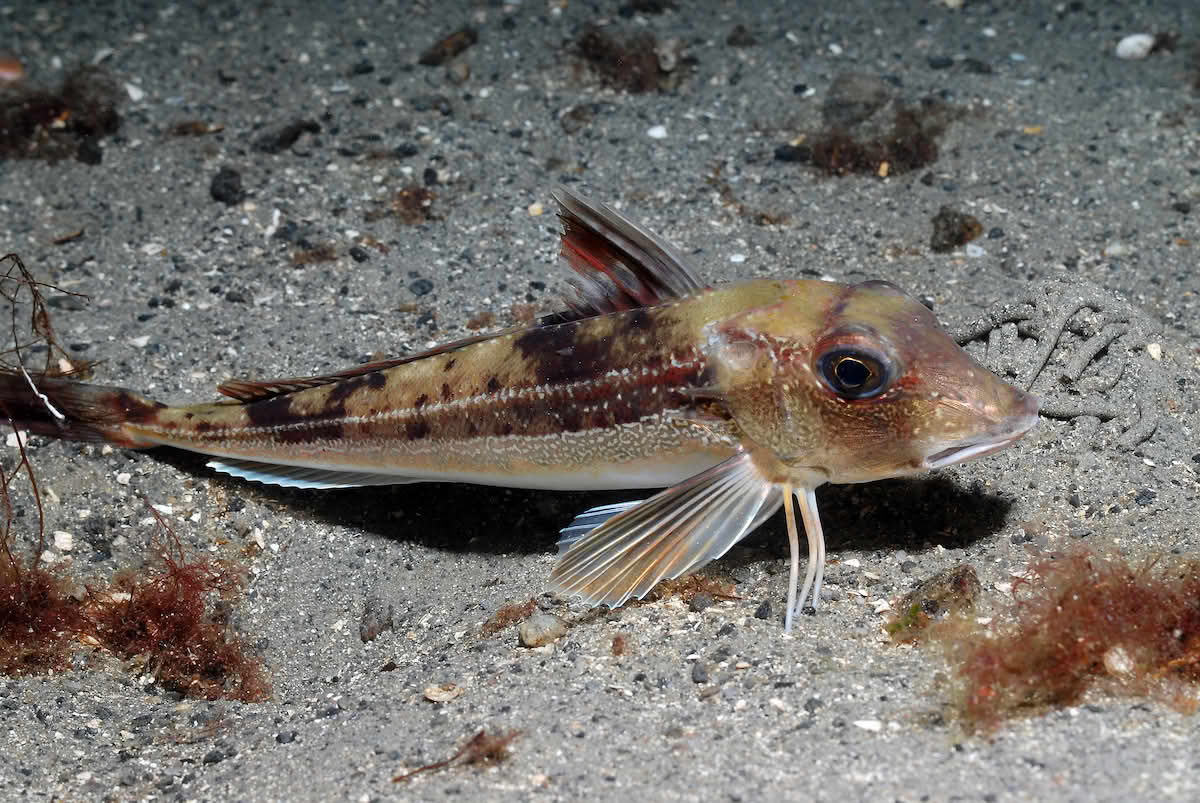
[326,375,368,407]
[244,393,347,445]
[513,321,618,386]
[513,309,677,387]
[405,419,431,440]
[114,391,168,424]
[627,308,652,331]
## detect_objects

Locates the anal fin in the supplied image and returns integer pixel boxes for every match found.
[557,501,644,553]
[548,453,782,609]
[207,458,423,490]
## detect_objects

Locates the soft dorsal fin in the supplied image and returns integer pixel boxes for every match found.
[550,186,706,322]
[216,331,509,402]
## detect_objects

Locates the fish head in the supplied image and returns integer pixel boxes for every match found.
[708,279,1039,484]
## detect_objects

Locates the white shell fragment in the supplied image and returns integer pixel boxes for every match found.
[424,683,465,703]
[1115,34,1155,61]
[1103,645,1135,676]
[518,613,568,647]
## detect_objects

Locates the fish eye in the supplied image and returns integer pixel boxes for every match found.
[817,348,890,400]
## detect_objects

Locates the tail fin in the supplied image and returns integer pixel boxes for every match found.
[0,368,165,448]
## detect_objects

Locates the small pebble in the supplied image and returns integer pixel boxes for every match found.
[53,531,73,552]
[726,24,756,48]
[689,592,715,613]
[754,600,771,620]
[819,586,842,602]
[518,613,568,647]
[691,662,710,684]
[1103,645,1135,675]
[1115,33,1155,61]
[774,144,810,163]
[1146,343,1162,361]
[930,206,984,253]
[0,54,24,84]
[359,596,394,643]
[408,278,434,297]
[210,167,246,205]
[423,683,464,703]
[446,61,471,84]
[646,124,668,139]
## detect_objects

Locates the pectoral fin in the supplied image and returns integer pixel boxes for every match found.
[548,453,782,609]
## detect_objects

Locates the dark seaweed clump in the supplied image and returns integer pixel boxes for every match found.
[0,66,121,164]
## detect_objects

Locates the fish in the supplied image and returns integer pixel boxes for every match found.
[0,187,1039,631]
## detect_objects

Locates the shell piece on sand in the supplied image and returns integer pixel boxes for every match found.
[1115,33,1154,60]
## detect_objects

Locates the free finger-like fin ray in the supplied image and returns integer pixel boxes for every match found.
[782,486,825,632]
[548,453,781,609]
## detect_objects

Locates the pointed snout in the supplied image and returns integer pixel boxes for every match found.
[922,375,1039,470]
[983,378,1040,441]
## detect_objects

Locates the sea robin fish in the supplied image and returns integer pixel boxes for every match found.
[0,188,1038,630]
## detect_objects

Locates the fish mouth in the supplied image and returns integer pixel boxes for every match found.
[922,400,1039,470]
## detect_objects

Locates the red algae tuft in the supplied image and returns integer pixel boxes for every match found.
[946,548,1200,729]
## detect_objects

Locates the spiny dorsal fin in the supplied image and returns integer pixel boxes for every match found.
[220,189,706,402]
[549,186,706,323]
[216,331,509,402]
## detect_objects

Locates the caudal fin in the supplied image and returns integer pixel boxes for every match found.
[0,368,164,448]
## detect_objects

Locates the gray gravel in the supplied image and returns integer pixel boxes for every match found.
[0,1,1198,801]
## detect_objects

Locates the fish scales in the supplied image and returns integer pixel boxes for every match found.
[119,295,763,488]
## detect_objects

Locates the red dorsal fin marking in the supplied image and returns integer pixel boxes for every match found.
[550,186,706,323]
[220,189,707,402]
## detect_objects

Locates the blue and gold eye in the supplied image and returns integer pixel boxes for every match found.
[817,348,890,400]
